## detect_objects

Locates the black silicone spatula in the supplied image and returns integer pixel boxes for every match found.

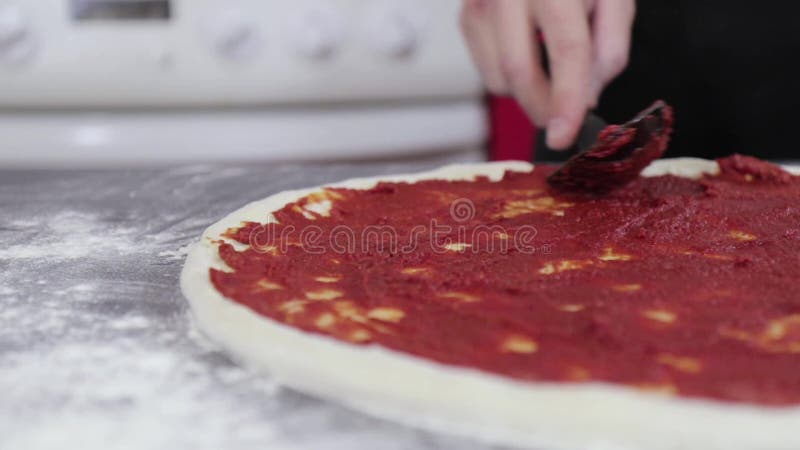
[546,100,673,193]
[533,112,607,164]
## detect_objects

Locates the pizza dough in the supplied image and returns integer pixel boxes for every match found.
[181,158,800,450]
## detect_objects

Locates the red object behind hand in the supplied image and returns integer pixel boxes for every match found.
[488,96,538,161]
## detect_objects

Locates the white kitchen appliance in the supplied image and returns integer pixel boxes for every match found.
[0,0,485,167]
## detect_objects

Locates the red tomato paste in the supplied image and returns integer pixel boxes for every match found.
[212,154,800,405]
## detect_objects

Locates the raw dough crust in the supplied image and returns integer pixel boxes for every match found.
[181,158,800,450]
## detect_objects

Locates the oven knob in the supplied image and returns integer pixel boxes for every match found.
[0,5,34,63]
[289,7,344,60]
[367,10,421,59]
[207,10,260,61]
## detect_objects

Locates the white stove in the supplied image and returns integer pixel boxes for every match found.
[0,0,484,167]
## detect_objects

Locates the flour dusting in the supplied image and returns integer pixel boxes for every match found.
[0,285,16,296]
[0,212,138,260]
[159,244,192,261]
[0,162,496,450]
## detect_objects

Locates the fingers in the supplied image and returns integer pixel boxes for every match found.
[460,0,625,150]
[460,0,509,94]
[590,0,636,103]
[536,0,593,149]
[491,0,550,124]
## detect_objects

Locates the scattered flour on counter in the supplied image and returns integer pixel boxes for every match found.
[53,283,97,295]
[6,218,40,228]
[158,244,192,261]
[0,285,16,296]
[108,315,151,330]
[0,306,22,321]
[0,340,285,450]
[0,209,200,264]
[0,211,141,261]
[0,275,292,450]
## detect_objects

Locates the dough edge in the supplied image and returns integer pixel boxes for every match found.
[181,158,800,450]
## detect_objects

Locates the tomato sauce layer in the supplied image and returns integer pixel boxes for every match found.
[212,155,800,405]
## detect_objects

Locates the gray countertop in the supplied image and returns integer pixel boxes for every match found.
[0,154,516,450]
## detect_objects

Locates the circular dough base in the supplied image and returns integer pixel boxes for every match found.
[181,158,800,450]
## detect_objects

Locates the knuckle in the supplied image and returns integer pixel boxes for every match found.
[537,1,576,25]
[459,0,490,34]
[551,89,582,114]
[551,37,588,59]
[499,56,530,85]
[463,0,492,17]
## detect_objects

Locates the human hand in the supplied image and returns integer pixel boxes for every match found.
[460,0,635,149]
